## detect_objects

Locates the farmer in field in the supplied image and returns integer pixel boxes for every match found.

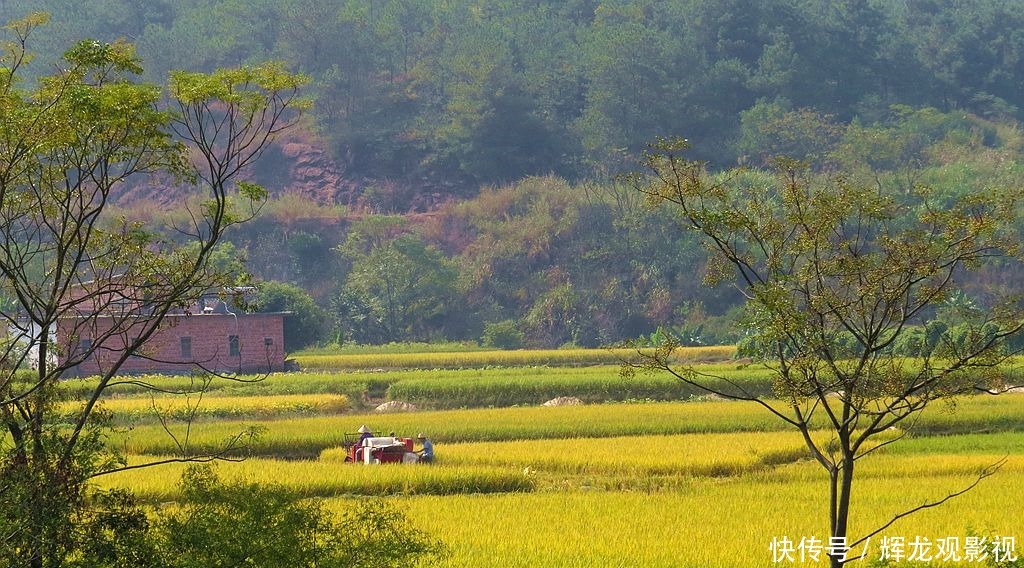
[356,425,373,446]
[417,433,434,463]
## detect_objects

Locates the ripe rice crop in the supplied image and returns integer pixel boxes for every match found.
[883,430,1024,455]
[321,431,816,481]
[96,457,533,501]
[296,341,489,355]
[60,393,350,424]
[59,372,374,400]
[113,395,1024,459]
[61,361,764,410]
[295,345,737,371]
[91,378,1024,568]
[114,400,794,458]
[385,364,773,408]
[376,456,1024,568]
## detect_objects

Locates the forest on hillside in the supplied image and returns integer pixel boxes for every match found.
[9,0,1024,187]
[6,0,1024,349]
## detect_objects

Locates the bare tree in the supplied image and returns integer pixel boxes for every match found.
[0,14,307,567]
[628,137,1023,567]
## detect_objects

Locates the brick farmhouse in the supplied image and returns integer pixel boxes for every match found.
[58,289,287,377]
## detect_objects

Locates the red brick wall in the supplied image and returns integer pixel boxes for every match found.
[59,313,286,376]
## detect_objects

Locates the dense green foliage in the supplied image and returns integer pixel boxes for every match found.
[231,107,1024,350]
[157,465,442,567]
[10,0,1024,185]
[241,108,1024,349]
[254,281,330,351]
[9,2,1024,352]
[0,462,441,568]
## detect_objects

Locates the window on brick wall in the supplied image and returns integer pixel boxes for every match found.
[76,338,92,356]
[180,336,192,359]
[264,337,273,347]
[229,335,240,357]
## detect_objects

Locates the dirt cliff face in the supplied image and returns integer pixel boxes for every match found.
[111,133,362,208]
[111,132,459,213]
[263,135,461,212]
[258,138,361,207]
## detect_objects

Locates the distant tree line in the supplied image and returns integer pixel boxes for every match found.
[9,0,1024,191]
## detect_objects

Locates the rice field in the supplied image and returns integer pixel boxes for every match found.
[61,359,766,410]
[380,458,1024,568]
[83,354,1024,567]
[97,457,532,500]
[111,393,1024,458]
[61,393,350,423]
[293,345,737,371]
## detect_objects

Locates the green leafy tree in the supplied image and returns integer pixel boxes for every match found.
[0,14,307,567]
[737,99,841,165]
[253,280,328,351]
[575,10,684,169]
[441,175,729,347]
[342,233,459,342]
[630,138,1024,568]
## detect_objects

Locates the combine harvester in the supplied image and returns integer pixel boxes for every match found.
[343,428,422,464]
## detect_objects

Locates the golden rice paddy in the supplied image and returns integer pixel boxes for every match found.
[83,354,1024,567]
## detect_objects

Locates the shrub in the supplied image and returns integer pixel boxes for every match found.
[156,464,443,568]
[481,320,526,350]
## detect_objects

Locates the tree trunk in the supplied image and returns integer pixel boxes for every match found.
[830,459,855,568]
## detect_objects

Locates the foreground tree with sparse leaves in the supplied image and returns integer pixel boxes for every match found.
[628,138,1024,567]
[0,13,311,567]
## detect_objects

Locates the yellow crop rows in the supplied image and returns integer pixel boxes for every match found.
[62,393,350,422]
[76,357,1024,567]
[380,457,1024,568]
[295,345,737,370]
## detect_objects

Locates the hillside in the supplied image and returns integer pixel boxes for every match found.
[7,0,1024,200]
[7,1,1024,350]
